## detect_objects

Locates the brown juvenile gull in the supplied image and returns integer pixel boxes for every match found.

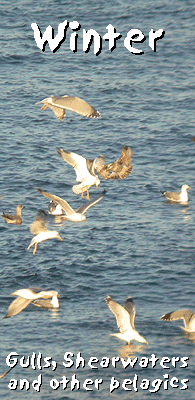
[105,296,148,345]
[27,211,63,255]
[98,146,133,180]
[57,148,104,199]
[4,288,59,318]
[160,184,191,204]
[161,309,195,333]
[36,187,106,221]
[36,95,101,120]
[2,205,24,225]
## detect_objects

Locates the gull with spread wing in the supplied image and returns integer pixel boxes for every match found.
[36,187,106,221]
[36,95,101,120]
[27,210,63,255]
[4,288,59,318]
[105,296,148,345]
[161,309,195,332]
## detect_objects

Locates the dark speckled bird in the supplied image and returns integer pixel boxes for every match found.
[2,205,24,225]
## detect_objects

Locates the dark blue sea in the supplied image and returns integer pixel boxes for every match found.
[0,0,195,398]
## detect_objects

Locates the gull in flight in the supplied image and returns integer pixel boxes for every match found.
[27,210,63,255]
[98,146,133,180]
[160,184,191,204]
[36,95,101,120]
[36,187,106,221]
[161,309,195,332]
[57,146,133,199]
[4,288,59,318]
[2,205,24,225]
[105,296,148,345]
[57,148,104,199]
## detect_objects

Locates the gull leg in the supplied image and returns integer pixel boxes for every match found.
[86,190,90,200]
[81,192,84,199]
[33,243,38,255]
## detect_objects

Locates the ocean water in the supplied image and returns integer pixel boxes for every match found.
[0,0,195,398]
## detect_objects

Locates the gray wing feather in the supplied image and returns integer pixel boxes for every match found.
[51,96,101,118]
[161,309,195,328]
[106,296,132,333]
[76,190,106,214]
[124,297,136,329]
[4,297,32,318]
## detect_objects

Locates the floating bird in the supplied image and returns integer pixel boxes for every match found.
[4,288,59,318]
[27,211,63,255]
[57,148,103,199]
[160,184,191,203]
[105,296,148,345]
[161,309,195,332]
[98,146,133,180]
[2,205,24,225]
[36,187,106,222]
[36,95,101,120]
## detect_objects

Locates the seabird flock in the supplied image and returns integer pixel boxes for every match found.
[0,94,194,359]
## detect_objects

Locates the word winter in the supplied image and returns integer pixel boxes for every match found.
[31,20,165,55]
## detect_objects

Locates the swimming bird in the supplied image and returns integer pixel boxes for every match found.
[105,296,148,345]
[160,184,191,203]
[98,146,133,180]
[36,95,101,120]
[161,309,195,332]
[36,187,106,222]
[57,148,104,199]
[4,288,59,318]
[2,205,24,225]
[27,211,63,255]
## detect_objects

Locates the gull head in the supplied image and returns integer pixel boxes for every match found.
[181,184,191,192]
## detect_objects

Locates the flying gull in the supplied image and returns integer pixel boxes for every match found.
[57,148,104,199]
[36,95,101,120]
[2,205,24,225]
[160,184,191,204]
[161,309,195,332]
[27,210,63,254]
[4,288,59,318]
[57,146,133,199]
[105,296,148,345]
[98,146,133,180]
[36,187,106,222]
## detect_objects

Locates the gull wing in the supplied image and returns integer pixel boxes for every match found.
[36,187,76,216]
[124,297,136,329]
[76,189,106,215]
[161,309,195,329]
[4,297,32,318]
[106,296,132,334]
[45,103,65,120]
[29,211,48,235]
[163,191,181,201]
[98,146,133,180]
[51,96,101,118]
[57,149,92,182]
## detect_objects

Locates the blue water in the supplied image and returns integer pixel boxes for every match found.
[0,0,195,398]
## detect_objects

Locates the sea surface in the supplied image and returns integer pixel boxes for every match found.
[0,0,195,399]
